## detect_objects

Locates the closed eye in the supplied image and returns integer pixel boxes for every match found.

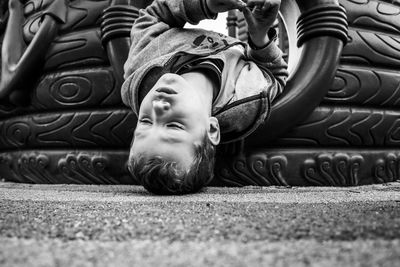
[167,123,184,130]
[139,118,152,125]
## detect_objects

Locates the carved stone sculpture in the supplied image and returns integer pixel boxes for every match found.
[0,0,399,186]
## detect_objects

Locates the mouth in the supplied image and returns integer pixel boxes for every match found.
[155,87,177,95]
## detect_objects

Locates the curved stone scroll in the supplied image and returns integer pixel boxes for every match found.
[0,150,132,184]
[246,0,348,147]
[215,153,289,186]
[212,149,400,186]
[2,149,398,186]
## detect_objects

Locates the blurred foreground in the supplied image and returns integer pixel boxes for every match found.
[0,182,399,267]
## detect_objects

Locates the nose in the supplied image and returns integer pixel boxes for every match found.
[152,99,171,116]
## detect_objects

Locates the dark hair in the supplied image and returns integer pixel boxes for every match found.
[128,135,216,195]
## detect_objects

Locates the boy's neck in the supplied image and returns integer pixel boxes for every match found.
[180,71,215,115]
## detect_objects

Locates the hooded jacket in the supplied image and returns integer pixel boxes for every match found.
[122,0,288,143]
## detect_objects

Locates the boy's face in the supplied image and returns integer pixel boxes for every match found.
[131,73,214,172]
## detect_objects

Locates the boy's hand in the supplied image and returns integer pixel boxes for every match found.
[205,0,247,14]
[242,0,281,47]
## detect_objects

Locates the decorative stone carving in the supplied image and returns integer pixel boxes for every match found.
[58,153,119,184]
[302,153,364,186]
[2,0,400,187]
[218,153,288,186]
[0,150,132,184]
[0,102,19,119]
[45,29,108,71]
[0,154,12,173]
[34,68,119,109]
[23,0,110,41]
[343,29,400,68]
[342,0,400,37]
[326,68,400,107]
[373,153,400,183]
[0,109,136,149]
[11,153,54,183]
[3,121,31,147]
[278,106,400,146]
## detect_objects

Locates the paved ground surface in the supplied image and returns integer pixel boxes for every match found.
[1,181,400,267]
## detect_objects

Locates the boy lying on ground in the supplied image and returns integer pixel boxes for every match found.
[122,0,288,194]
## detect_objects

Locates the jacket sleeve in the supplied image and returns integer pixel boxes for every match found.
[245,28,289,102]
[123,0,216,79]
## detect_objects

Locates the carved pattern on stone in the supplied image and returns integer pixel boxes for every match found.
[278,106,400,146]
[303,153,364,186]
[0,110,136,149]
[219,154,288,186]
[373,153,400,183]
[45,29,108,71]
[58,153,119,184]
[9,153,55,183]
[0,103,19,119]
[0,154,12,176]
[33,68,119,109]
[344,0,400,34]
[23,0,110,41]
[342,29,400,69]
[326,68,400,107]
[4,121,31,147]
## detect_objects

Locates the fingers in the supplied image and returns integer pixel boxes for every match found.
[244,0,280,13]
[262,1,271,12]
[268,0,281,13]
[207,0,248,13]
[245,0,265,10]
[241,0,281,43]
[234,0,247,11]
[242,6,255,26]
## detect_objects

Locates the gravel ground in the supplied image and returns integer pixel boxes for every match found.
[1,238,399,267]
[0,182,399,267]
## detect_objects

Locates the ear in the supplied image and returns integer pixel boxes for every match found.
[207,117,220,145]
